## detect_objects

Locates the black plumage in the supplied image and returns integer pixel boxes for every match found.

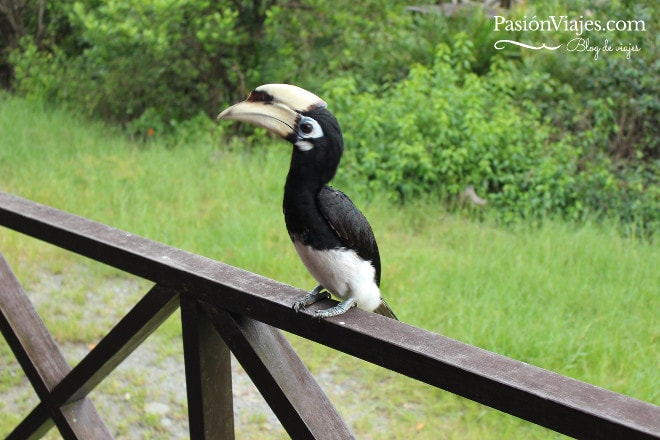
[218,84,397,320]
[316,187,382,286]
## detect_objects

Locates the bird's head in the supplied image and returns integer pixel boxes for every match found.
[218,84,344,185]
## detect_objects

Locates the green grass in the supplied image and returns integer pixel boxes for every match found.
[1,96,658,439]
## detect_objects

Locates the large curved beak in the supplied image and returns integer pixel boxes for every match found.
[217,84,327,141]
[217,101,299,140]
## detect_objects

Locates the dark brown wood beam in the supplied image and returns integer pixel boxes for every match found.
[50,285,180,405]
[2,192,659,439]
[181,295,235,440]
[202,303,354,439]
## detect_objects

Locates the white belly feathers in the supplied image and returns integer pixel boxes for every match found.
[293,241,382,312]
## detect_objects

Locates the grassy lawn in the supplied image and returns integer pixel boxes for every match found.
[1,96,658,439]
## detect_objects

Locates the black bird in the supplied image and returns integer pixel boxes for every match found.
[218,84,397,320]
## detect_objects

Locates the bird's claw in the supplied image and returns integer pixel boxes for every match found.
[312,298,356,320]
[292,286,330,313]
[292,287,357,320]
[292,301,304,313]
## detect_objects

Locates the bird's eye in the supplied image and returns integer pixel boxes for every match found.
[298,117,323,139]
[300,121,314,134]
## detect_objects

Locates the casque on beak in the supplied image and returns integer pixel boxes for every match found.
[217,84,327,141]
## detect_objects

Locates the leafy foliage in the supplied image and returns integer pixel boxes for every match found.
[3,0,659,233]
[325,42,580,220]
[9,0,276,133]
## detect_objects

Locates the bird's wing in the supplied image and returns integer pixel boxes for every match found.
[317,186,381,286]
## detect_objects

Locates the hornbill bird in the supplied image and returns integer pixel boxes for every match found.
[218,84,397,320]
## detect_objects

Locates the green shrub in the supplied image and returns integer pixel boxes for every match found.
[69,0,247,126]
[509,0,659,233]
[9,41,69,104]
[8,0,278,133]
[324,40,577,218]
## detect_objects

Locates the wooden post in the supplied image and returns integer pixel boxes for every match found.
[202,303,355,440]
[181,295,235,440]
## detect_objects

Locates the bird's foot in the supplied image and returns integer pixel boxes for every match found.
[314,297,356,320]
[292,285,330,313]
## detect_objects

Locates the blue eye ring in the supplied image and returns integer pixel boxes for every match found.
[298,117,323,139]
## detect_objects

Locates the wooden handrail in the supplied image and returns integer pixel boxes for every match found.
[1,192,659,439]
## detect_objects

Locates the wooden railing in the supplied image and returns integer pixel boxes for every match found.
[1,192,658,439]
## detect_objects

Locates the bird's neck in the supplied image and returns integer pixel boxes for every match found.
[284,168,324,195]
[283,170,326,238]
[283,148,336,201]
[282,145,340,240]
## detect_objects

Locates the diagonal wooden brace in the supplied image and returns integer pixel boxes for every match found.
[200,301,355,440]
[0,252,112,439]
